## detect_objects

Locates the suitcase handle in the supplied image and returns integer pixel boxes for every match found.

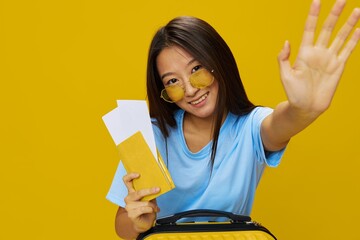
[156,209,251,224]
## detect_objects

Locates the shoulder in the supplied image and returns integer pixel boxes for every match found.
[173,109,185,123]
[249,106,273,120]
[151,109,184,126]
[151,109,184,138]
[221,107,273,137]
[228,107,273,125]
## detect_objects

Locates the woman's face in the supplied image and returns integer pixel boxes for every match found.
[156,46,219,120]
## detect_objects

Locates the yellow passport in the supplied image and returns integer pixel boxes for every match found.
[117,131,175,201]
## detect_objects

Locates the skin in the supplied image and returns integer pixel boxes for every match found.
[262,0,360,151]
[156,46,220,153]
[115,1,360,239]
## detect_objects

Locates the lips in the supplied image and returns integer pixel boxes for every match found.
[189,92,208,105]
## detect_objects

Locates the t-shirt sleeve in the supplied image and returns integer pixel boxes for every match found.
[106,161,127,207]
[252,107,286,167]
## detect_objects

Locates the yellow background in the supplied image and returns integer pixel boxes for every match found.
[1,0,359,239]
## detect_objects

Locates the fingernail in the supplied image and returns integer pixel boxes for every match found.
[154,187,160,193]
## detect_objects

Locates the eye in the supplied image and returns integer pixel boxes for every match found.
[191,65,202,73]
[165,78,179,86]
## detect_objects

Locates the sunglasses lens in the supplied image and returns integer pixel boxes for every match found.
[189,69,214,89]
[160,69,214,103]
[161,85,184,102]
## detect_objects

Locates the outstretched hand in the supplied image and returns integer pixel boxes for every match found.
[278,0,360,116]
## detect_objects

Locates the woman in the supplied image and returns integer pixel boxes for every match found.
[108,0,360,238]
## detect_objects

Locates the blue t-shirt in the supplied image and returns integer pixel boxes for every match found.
[106,107,285,219]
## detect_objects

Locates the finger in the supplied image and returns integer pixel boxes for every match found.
[278,40,291,61]
[125,200,159,213]
[278,41,292,80]
[150,199,160,213]
[126,202,158,220]
[339,28,360,62]
[315,0,346,47]
[123,172,140,193]
[301,0,321,48]
[330,8,360,54]
[125,200,160,222]
[125,187,161,202]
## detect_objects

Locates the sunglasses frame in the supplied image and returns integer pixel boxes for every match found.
[160,69,214,103]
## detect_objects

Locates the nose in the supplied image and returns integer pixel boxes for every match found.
[183,77,199,97]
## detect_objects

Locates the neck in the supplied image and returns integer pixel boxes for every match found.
[182,111,227,153]
[184,113,215,130]
[183,111,227,133]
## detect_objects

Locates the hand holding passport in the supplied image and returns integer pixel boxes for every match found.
[103,100,175,201]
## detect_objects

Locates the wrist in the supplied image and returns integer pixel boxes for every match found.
[282,101,321,123]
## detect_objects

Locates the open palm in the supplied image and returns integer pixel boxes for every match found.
[278,0,360,115]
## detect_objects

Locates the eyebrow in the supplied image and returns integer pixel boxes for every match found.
[160,58,197,80]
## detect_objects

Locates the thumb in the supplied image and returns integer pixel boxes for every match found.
[277,40,292,79]
[278,40,291,62]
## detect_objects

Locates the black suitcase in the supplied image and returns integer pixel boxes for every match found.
[137,209,277,239]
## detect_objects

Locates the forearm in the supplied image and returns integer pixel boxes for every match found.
[261,101,321,151]
[115,207,140,240]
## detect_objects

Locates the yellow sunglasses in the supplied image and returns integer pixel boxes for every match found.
[160,68,214,103]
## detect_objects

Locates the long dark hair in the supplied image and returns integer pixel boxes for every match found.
[146,16,255,167]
